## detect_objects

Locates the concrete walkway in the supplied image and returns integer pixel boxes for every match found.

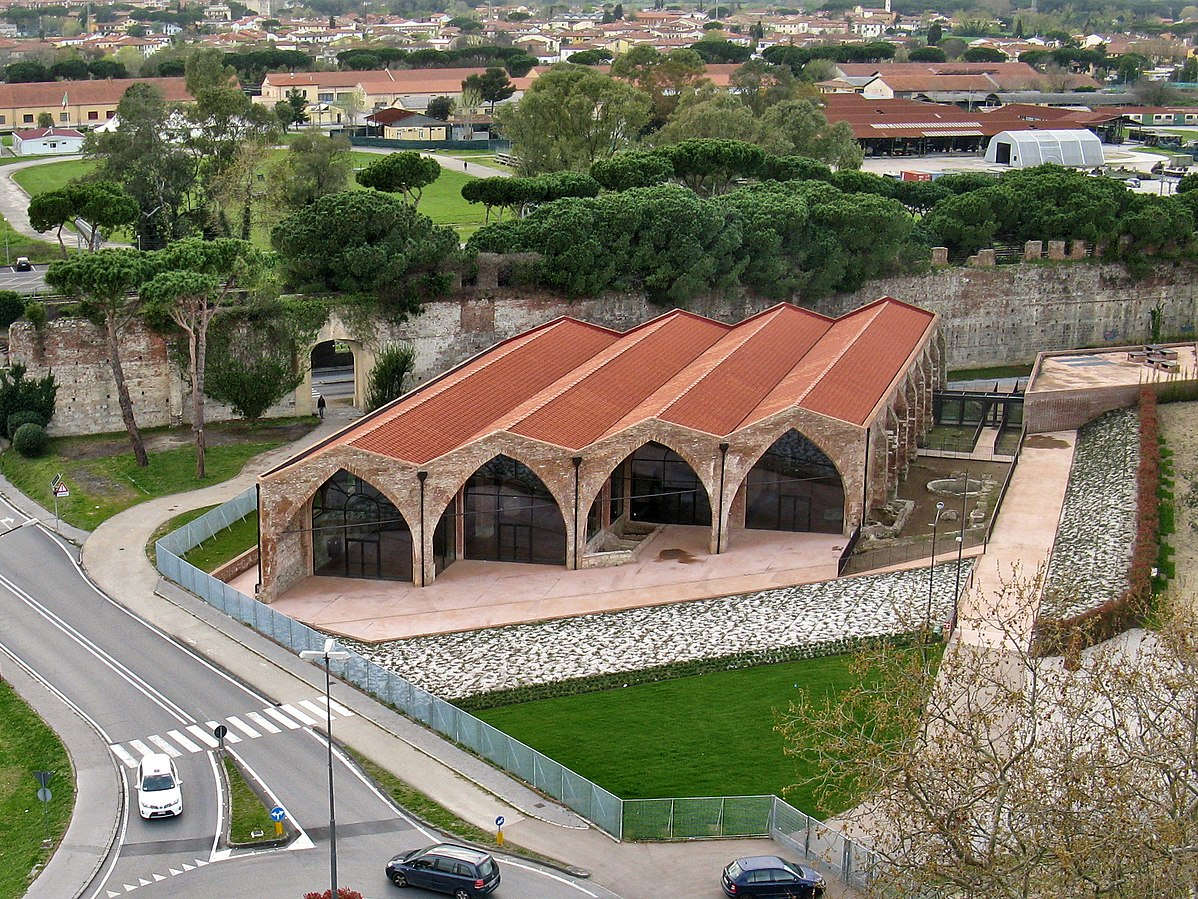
[76,409,820,898]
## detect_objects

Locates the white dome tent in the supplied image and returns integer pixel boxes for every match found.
[984,129,1105,168]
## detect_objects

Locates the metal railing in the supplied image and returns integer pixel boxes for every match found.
[154,487,879,888]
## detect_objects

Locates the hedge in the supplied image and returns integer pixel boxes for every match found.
[1033,387,1160,657]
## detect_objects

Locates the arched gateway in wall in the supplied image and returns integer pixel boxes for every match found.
[743,430,845,534]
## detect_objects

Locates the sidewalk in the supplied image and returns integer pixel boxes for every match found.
[0,155,74,240]
[78,409,815,898]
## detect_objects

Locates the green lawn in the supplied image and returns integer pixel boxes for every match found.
[477,654,864,818]
[0,419,308,530]
[11,159,97,197]
[0,680,74,899]
[222,756,276,844]
[947,363,1033,382]
[147,504,258,572]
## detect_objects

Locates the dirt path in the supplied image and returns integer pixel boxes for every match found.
[1159,402,1198,591]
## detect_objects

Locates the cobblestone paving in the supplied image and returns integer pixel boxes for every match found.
[344,561,972,700]
[1043,407,1139,619]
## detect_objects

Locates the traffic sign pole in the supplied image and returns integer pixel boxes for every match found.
[495,814,505,847]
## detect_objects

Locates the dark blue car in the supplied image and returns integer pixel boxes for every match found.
[386,843,500,898]
[721,855,826,898]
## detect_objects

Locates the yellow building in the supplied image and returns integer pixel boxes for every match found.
[0,77,192,132]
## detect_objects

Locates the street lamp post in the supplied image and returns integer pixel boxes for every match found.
[300,638,351,899]
[926,501,945,639]
[952,467,970,634]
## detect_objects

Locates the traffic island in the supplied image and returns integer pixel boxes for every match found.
[219,752,294,849]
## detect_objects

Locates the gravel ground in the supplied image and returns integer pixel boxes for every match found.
[343,561,972,700]
[1043,408,1139,619]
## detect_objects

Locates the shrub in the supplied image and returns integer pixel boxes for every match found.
[364,342,416,412]
[0,364,56,437]
[23,301,46,328]
[0,290,23,328]
[7,409,45,438]
[12,421,48,457]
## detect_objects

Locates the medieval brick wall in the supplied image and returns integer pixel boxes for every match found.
[10,260,1196,436]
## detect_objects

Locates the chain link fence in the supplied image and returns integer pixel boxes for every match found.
[155,488,879,888]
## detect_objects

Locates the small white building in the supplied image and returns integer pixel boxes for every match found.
[12,127,85,157]
[984,129,1104,168]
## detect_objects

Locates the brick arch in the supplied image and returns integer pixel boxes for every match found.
[264,449,418,537]
[575,429,719,530]
[720,414,862,544]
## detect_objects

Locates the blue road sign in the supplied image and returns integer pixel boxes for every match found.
[270,806,287,822]
[495,815,504,828]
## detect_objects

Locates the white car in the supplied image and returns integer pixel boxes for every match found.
[136,753,183,819]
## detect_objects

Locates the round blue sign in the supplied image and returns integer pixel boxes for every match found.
[495,815,505,827]
[270,806,287,822]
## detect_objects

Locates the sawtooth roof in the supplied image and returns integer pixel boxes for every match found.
[315,299,934,467]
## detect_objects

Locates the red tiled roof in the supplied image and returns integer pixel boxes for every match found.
[0,76,191,108]
[317,299,934,467]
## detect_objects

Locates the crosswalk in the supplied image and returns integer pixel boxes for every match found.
[108,696,353,767]
[104,857,213,897]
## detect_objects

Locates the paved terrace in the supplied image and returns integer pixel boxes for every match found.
[235,525,844,640]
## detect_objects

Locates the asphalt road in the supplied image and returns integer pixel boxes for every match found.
[0,498,615,899]
[0,262,48,293]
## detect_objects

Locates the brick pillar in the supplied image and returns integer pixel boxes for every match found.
[1023,240,1042,261]
[1069,240,1088,260]
[1047,240,1066,260]
[932,246,949,265]
[974,248,996,267]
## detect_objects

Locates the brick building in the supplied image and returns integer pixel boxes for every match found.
[256,298,941,600]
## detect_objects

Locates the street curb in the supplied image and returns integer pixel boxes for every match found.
[0,642,124,899]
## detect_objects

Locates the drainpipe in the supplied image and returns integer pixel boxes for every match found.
[255,482,262,594]
[417,470,427,587]
[572,456,582,570]
[861,428,870,528]
[716,443,729,554]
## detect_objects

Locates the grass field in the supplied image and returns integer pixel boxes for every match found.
[146,504,258,571]
[222,756,276,844]
[13,152,487,243]
[12,159,97,197]
[478,654,869,817]
[0,418,310,530]
[0,680,74,899]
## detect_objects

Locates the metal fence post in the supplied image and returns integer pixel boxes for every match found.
[668,799,674,840]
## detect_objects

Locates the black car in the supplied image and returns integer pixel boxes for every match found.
[13,257,31,272]
[721,855,826,898]
[386,844,500,898]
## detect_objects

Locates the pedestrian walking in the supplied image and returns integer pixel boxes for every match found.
[463,160,468,171]
[317,393,326,419]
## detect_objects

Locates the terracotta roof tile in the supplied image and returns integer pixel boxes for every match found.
[293,299,934,470]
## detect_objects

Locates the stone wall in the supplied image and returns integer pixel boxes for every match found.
[8,318,298,436]
[10,259,1197,436]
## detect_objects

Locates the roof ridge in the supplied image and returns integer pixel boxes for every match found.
[650,306,792,429]
[793,302,887,408]
[480,314,681,439]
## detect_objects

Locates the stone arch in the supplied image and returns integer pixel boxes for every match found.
[576,429,719,530]
[297,313,379,413]
[310,468,418,582]
[720,414,862,548]
[441,452,569,567]
[737,428,846,535]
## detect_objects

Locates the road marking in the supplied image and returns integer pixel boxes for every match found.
[152,874,165,882]
[184,725,219,748]
[205,720,240,743]
[128,739,156,759]
[298,698,328,719]
[502,859,601,897]
[246,711,280,734]
[110,744,138,768]
[281,702,317,726]
[147,735,181,758]
[263,707,300,729]
[167,729,201,753]
[123,884,136,893]
[168,868,180,876]
[138,878,150,887]
[226,715,260,738]
[319,696,354,717]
